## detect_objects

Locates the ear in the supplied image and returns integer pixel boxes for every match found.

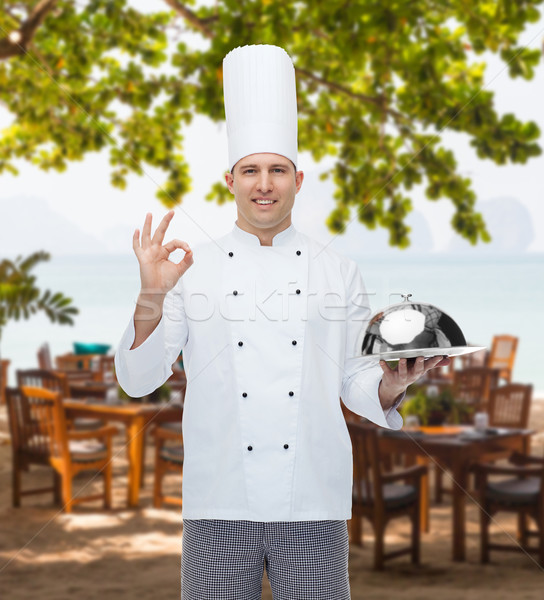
[225,171,235,194]
[295,170,304,194]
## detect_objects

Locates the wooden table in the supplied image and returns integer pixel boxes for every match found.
[68,380,116,399]
[379,426,533,561]
[64,400,182,507]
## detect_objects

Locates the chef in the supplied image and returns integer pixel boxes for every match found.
[115,44,447,600]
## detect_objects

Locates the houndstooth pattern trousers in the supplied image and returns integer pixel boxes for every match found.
[181,519,350,600]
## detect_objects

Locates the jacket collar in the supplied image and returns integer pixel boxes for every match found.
[232,223,298,247]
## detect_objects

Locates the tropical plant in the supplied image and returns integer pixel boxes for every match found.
[0,0,542,246]
[401,385,473,425]
[0,250,79,389]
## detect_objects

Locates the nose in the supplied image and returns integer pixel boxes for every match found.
[256,172,273,193]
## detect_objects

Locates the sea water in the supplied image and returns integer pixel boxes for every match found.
[1,253,542,392]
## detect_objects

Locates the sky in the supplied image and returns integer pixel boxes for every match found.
[0,3,543,258]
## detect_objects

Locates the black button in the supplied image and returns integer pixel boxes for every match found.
[238,341,243,347]
[296,250,301,256]
[228,252,234,257]
[283,444,289,449]
[292,340,297,346]
[296,289,301,294]
[233,290,238,296]
[247,445,253,451]
[242,392,247,398]
[289,391,294,397]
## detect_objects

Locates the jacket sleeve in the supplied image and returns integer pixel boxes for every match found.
[114,278,188,398]
[339,260,403,430]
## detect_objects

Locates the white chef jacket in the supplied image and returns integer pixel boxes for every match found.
[115,224,403,521]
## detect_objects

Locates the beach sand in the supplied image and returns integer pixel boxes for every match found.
[1,399,543,600]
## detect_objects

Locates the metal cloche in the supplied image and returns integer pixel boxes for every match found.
[357,294,485,361]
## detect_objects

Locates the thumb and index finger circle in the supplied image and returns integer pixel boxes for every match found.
[163,239,194,273]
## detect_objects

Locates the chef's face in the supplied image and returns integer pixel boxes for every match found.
[225,153,304,245]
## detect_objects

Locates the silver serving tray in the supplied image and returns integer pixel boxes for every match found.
[360,346,486,361]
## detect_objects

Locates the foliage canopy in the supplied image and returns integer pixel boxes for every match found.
[0,0,542,246]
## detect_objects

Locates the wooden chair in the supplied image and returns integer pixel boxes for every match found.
[487,335,518,383]
[17,369,70,398]
[471,384,534,468]
[434,366,501,503]
[488,384,532,429]
[474,452,544,566]
[153,421,183,508]
[17,369,103,429]
[453,366,501,415]
[15,386,117,511]
[6,387,61,507]
[348,422,427,570]
[0,359,9,405]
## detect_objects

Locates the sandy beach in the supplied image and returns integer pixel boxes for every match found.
[1,398,543,600]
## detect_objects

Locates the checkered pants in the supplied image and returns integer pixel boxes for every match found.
[181,519,350,600]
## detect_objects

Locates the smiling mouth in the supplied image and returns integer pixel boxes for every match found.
[252,199,276,205]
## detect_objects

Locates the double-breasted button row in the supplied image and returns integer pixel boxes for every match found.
[228,249,301,256]
[246,444,290,451]
[231,288,302,296]
[239,341,297,347]
[239,340,298,348]
[241,391,292,398]
[241,392,293,399]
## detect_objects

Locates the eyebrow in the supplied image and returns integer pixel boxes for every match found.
[238,163,290,169]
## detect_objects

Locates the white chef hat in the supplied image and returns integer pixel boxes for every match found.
[223,44,298,171]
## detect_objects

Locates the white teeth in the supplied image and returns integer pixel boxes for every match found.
[255,200,274,205]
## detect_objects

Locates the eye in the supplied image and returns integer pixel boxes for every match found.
[272,168,286,173]
[243,169,256,174]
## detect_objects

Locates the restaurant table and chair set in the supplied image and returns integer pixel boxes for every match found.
[348,297,543,568]
[3,307,543,569]
[5,343,185,514]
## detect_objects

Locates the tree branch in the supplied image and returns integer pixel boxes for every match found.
[295,67,406,123]
[0,0,59,60]
[161,0,214,39]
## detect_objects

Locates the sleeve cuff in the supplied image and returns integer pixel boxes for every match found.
[114,315,172,397]
[342,364,403,431]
